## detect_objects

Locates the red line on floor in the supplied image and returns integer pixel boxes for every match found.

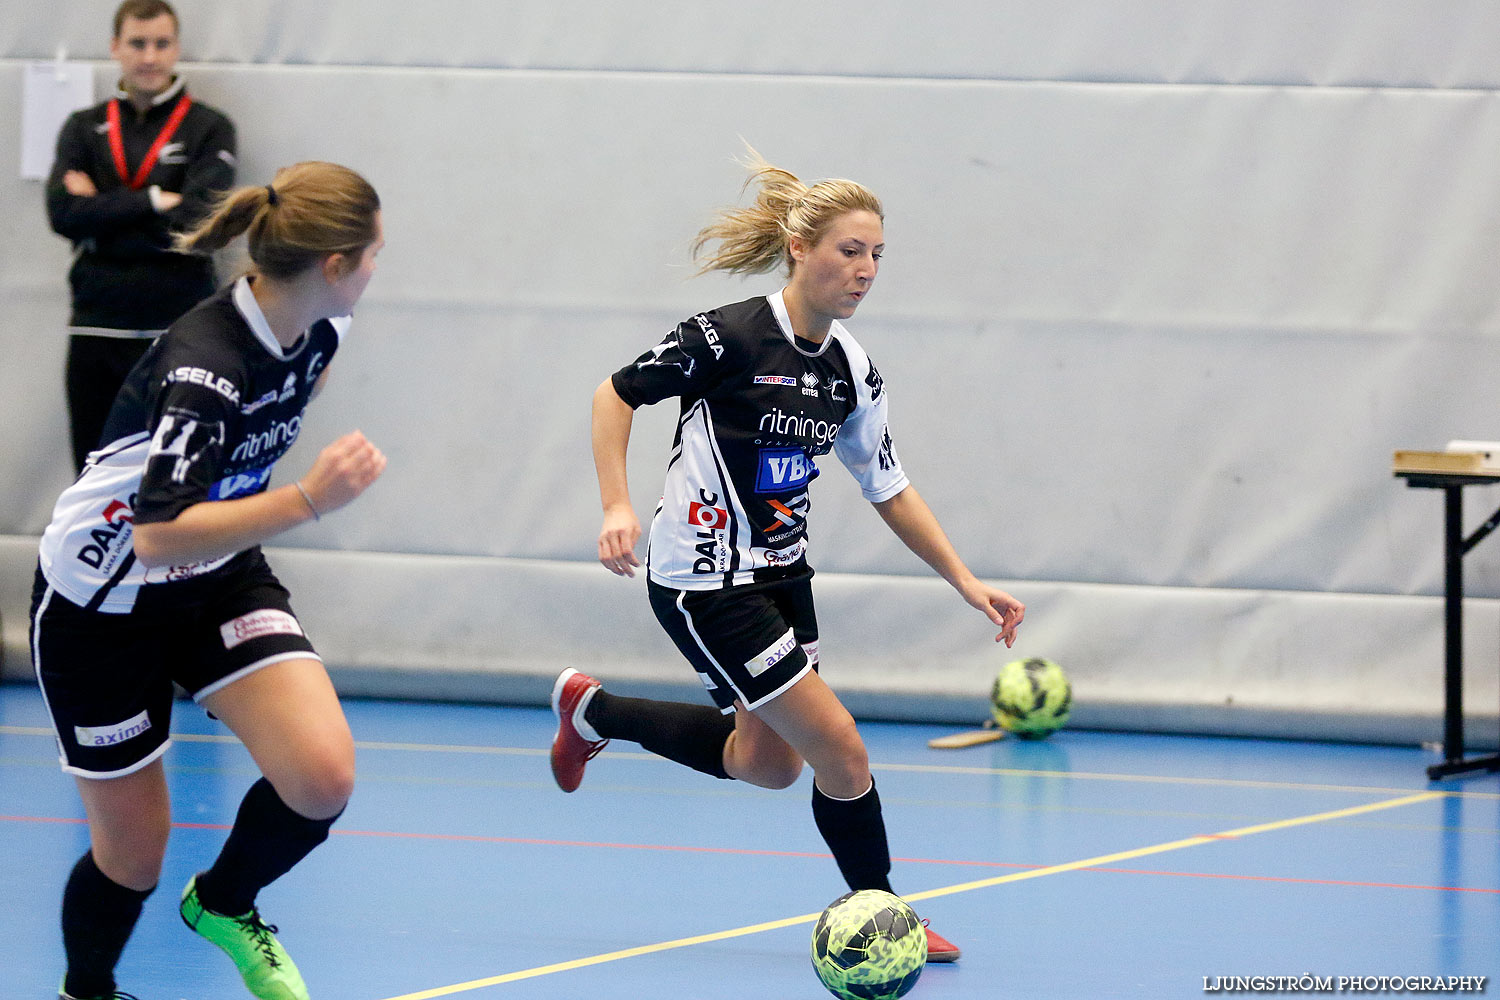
[6,814,1494,895]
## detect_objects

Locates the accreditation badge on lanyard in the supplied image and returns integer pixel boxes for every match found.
[105,93,193,191]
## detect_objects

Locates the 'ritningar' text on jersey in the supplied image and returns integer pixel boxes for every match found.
[612,290,907,591]
[38,277,347,613]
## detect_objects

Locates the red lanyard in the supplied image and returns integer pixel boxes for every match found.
[105,93,193,191]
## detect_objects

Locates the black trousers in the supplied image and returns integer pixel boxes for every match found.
[65,334,155,472]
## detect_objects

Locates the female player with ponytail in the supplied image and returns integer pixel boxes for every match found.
[31,161,385,1000]
[553,151,1025,962]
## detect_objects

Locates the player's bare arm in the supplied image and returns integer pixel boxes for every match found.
[873,485,1024,646]
[592,377,641,576]
[133,431,384,568]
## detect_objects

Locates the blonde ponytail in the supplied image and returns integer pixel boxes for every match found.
[692,147,884,277]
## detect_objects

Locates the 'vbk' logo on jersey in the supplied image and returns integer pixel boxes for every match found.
[209,465,274,501]
[756,447,816,494]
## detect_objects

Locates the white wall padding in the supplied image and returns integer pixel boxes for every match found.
[3,537,1493,747]
[8,2,1500,89]
[4,4,1500,744]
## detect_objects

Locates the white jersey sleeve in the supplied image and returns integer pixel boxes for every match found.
[831,328,908,503]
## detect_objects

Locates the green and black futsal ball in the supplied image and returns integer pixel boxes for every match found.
[810,889,926,999]
[990,656,1072,738]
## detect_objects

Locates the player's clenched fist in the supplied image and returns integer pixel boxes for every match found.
[301,431,387,515]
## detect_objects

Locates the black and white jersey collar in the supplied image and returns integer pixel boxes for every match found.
[231,277,352,359]
[231,276,311,360]
[768,288,843,358]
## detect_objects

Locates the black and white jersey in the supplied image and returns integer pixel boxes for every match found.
[38,277,346,613]
[612,290,907,591]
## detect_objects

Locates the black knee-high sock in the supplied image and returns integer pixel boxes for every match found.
[585,690,736,779]
[194,778,340,917]
[811,778,894,893]
[61,851,153,998]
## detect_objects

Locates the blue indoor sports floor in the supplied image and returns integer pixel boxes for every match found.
[2,680,1496,999]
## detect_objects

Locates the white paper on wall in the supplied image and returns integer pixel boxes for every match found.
[20,60,94,180]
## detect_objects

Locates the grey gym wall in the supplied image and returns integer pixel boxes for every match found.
[3,2,1499,743]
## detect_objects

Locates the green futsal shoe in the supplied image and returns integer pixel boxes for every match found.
[180,875,310,1000]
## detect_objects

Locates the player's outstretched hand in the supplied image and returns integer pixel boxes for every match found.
[300,431,386,516]
[961,581,1025,647]
[598,504,642,577]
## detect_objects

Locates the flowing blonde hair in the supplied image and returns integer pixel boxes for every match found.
[175,161,379,280]
[691,147,883,277]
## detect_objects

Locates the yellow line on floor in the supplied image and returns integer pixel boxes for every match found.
[903,790,1442,903]
[873,760,1438,796]
[374,790,1443,1000]
[375,911,825,999]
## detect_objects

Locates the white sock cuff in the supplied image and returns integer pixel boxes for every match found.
[815,778,874,803]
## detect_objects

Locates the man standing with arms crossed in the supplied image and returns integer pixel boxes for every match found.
[46,0,236,472]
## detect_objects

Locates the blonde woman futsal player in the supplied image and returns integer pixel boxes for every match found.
[552,151,1025,963]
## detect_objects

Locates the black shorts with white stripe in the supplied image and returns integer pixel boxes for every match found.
[29,550,319,778]
[648,572,820,714]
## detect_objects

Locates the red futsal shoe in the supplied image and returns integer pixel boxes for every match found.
[923,920,961,963]
[550,668,608,792]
